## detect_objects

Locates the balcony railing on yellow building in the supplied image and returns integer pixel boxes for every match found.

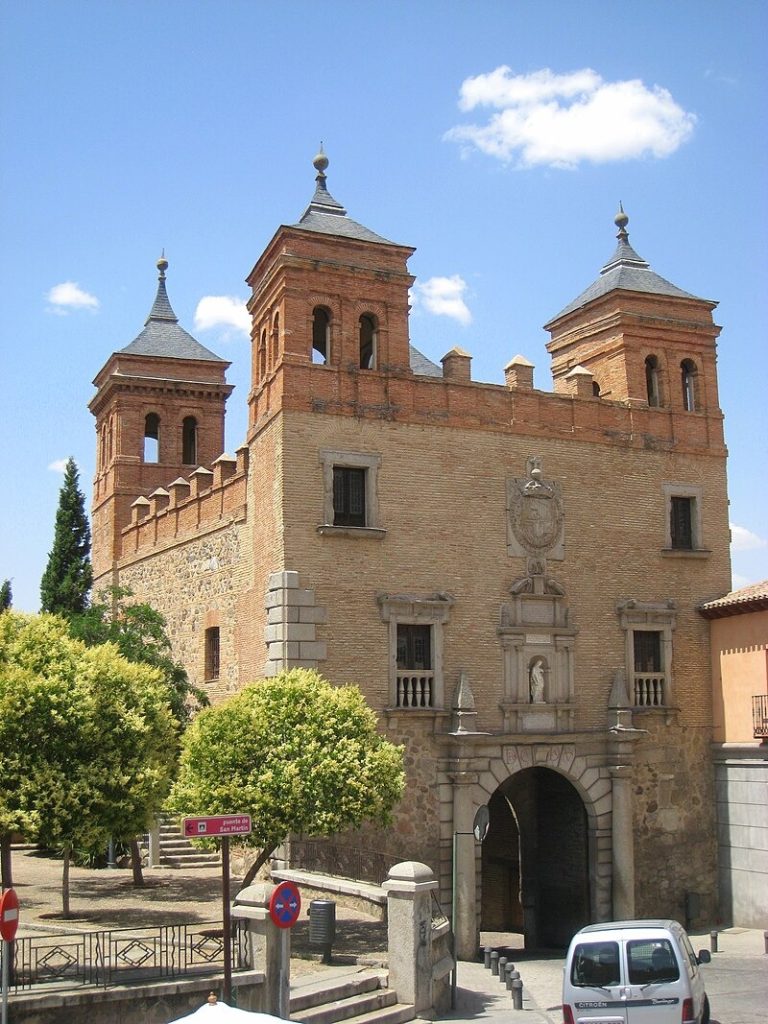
[752,694,768,740]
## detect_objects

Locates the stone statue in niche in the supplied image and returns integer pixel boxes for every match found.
[529,658,546,703]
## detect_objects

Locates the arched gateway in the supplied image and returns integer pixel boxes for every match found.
[482,768,589,948]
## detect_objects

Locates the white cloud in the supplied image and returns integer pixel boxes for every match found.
[194,295,251,337]
[413,275,472,325]
[730,523,768,552]
[48,459,69,473]
[446,66,696,169]
[46,281,99,313]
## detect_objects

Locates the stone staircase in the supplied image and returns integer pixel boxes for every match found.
[142,815,221,868]
[290,968,415,1024]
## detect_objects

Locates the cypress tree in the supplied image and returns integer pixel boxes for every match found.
[0,580,11,611]
[40,457,93,616]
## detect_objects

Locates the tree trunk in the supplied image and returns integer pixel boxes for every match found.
[0,835,12,889]
[62,844,71,918]
[129,838,145,887]
[239,842,280,890]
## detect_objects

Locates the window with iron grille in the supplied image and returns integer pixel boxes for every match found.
[397,624,432,671]
[633,630,662,673]
[333,467,366,527]
[670,496,694,550]
[205,626,220,681]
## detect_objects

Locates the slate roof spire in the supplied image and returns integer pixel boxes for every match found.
[293,146,394,245]
[119,255,228,363]
[546,204,708,324]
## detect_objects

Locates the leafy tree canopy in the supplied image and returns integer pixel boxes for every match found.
[168,669,405,885]
[40,457,93,616]
[70,587,208,728]
[0,612,177,906]
[0,580,11,611]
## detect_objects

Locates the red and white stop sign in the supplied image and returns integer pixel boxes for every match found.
[0,888,19,941]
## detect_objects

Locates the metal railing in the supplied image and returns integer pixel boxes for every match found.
[752,694,768,739]
[288,839,395,885]
[9,920,248,992]
[633,673,666,707]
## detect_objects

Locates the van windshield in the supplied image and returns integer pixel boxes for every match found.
[571,941,620,987]
[627,939,680,984]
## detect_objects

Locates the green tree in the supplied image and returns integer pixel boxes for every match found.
[70,586,208,730]
[0,580,11,611]
[168,668,405,888]
[0,612,176,912]
[40,457,93,616]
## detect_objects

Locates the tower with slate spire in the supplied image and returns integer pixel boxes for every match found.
[89,256,233,582]
[545,206,722,417]
[244,147,416,432]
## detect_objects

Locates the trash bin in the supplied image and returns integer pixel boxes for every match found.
[308,899,336,963]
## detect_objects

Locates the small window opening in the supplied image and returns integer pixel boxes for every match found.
[332,466,366,526]
[359,313,377,370]
[143,412,160,463]
[670,496,694,550]
[258,330,267,380]
[312,307,330,364]
[592,380,601,397]
[272,313,280,366]
[205,626,220,681]
[681,359,697,412]
[182,416,198,465]
[645,355,661,407]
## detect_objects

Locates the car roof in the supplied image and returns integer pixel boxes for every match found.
[575,919,680,936]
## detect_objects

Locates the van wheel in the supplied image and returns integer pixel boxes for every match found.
[701,995,711,1024]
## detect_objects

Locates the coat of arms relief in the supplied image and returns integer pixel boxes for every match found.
[506,456,565,561]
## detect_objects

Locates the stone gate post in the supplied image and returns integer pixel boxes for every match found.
[383,861,441,1015]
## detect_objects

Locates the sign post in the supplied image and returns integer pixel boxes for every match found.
[1,888,19,1024]
[184,815,252,1004]
[451,806,490,1008]
[269,880,302,1018]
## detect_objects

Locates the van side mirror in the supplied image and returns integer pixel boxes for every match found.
[697,949,711,964]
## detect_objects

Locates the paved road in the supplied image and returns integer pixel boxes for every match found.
[448,930,768,1024]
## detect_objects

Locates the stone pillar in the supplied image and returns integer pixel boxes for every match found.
[610,765,635,919]
[450,769,479,960]
[383,861,441,1015]
[231,883,289,1016]
[147,817,161,868]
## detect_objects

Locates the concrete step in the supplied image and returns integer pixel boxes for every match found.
[160,854,221,868]
[290,969,414,1024]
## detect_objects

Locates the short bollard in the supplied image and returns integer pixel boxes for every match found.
[483,946,493,969]
[506,968,520,991]
[490,950,500,976]
[763,931,768,955]
[498,956,508,982]
[511,978,523,1010]
[710,930,718,953]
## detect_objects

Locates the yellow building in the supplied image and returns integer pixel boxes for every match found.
[702,582,768,927]
[90,153,732,952]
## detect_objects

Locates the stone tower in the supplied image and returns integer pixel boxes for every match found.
[89,256,233,584]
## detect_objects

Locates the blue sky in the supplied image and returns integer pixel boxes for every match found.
[1,0,766,613]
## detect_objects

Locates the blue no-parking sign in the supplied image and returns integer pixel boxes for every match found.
[269,880,302,928]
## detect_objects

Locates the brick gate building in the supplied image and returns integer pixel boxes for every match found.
[90,152,731,953]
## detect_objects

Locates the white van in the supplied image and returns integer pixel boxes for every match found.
[562,919,711,1024]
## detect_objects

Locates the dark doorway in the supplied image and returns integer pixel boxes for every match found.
[481,767,590,949]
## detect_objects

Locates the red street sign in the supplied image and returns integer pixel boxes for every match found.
[0,888,19,941]
[269,880,301,929]
[183,814,252,838]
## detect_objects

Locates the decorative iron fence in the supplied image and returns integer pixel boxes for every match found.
[288,839,395,886]
[8,921,248,992]
[752,694,768,739]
